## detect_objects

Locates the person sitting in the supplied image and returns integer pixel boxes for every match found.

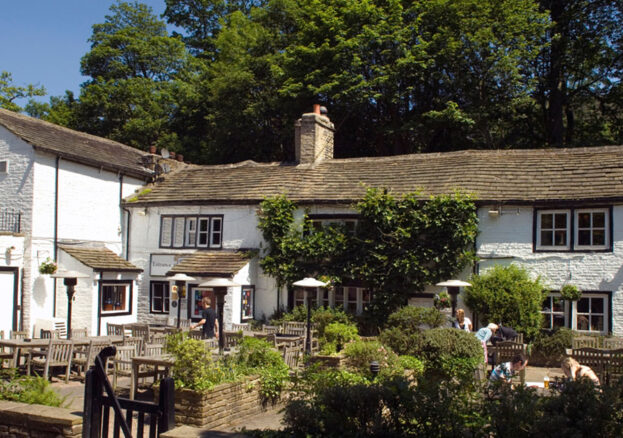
[491,324,518,345]
[560,357,600,386]
[453,308,473,332]
[489,354,527,384]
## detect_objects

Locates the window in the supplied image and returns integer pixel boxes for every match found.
[294,286,371,315]
[100,281,132,315]
[0,160,8,173]
[575,209,608,249]
[160,215,224,249]
[150,281,170,314]
[575,295,608,333]
[241,286,255,320]
[541,295,566,330]
[535,208,611,252]
[536,210,570,250]
[307,215,358,236]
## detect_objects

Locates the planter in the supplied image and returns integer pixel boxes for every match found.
[156,376,281,429]
[307,353,346,369]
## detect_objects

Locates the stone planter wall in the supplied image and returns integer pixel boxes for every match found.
[0,400,82,438]
[160,376,279,429]
[307,354,346,369]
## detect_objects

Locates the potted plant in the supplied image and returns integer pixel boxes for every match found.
[433,291,451,310]
[560,284,582,301]
[38,258,57,275]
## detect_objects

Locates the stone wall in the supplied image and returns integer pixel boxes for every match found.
[0,400,82,438]
[163,376,278,429]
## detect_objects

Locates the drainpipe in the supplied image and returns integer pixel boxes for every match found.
[53,156,60,317]
[119,175,131,261]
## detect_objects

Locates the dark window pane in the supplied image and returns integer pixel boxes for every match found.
[591,316,603,332]
[555,230,567,246]
[212,219,222,232]
[578,212,591,228]
[553,314,565,328]
[552,297,564,312]
[577,315,589,330]
[593,230,605,246]
[591,298,604,314]
[555,213,567,228]
[542,315,551,329]
[199,219,209,232]
[211,233,221,246]
[542,297,551,309]
[593,212,605,228]
[541,231,553,246]
[578,230,591,245]
[541,213,553,228]
[577,298,589,313]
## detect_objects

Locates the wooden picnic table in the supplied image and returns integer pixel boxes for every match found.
[0,335,124,368]
[130,354,174,400]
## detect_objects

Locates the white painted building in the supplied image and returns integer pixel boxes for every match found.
[0,108,153,337]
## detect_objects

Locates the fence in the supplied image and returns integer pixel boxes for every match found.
[83,346,175,438]
[0,209,21,233]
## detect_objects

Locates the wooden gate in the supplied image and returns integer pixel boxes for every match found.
[82,346,175,438]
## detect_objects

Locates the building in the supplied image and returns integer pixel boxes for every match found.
[0,108,153,336]
[124,107,623,336]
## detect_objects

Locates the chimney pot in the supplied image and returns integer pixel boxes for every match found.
[313,104,321,115]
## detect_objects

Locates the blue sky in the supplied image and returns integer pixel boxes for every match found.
[1,0,171,105]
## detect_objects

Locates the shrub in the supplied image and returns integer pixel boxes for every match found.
[321,321,359,354]
[530,328,574,366]
[414,328,483,380]
[379,306,445,355]
[343,340,407,380]
[0,369,66,407]
[465,264,547,340]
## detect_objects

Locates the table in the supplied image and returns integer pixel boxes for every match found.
[0,335,124,368]
[130,354,174,400]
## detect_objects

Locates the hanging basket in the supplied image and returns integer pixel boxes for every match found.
[560,284,582,301]
[38,258,58,275]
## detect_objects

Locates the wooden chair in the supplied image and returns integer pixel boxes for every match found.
[143,343,163,357]
[283,346,302,372]
[10,330,28,339]
[203,338,218,350]
[566,347,608,383]
[488,341,527,384]
[223,331,243,349]
[175,318,191,329]
[112,345,136,390]
[28,339,74,383]
[231,323,251,332]
[164,327,182,336]
[572,336,599,349]
[150,333,168,345]
[188,330,203,340]
[70,328,88,339]
[606,348,623,385]
[262,325,281,334]
[131,324,151,342]
[603,337,623,349]
[40,329,62,339]
[282,321,306,335]
[107,323,126,336]
[0,331,13,368]
[123,336,145,356]
[73,338,111,378]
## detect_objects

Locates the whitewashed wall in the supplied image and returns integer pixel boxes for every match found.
[476,204,623,335]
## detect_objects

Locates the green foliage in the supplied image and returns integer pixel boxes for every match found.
[274,305,354,339]
[433,291,451,309]
[0,71,46,113]
[321,322,359,354]
[342,340,406,380]
[0,369,66,407]
[465,264,547,340]
[560,284,582,301]
[531,328,574,366]
[379,306,446,355]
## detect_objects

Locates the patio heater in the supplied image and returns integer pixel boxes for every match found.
[293,277,327,355]
[51,270,89,339]
[167,273,195,328]
[199,278,240,353]
[435,279,472,316]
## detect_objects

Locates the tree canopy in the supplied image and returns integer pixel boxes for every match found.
[0,71,45,113]
[24,0,623,162]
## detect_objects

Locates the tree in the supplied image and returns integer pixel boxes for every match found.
[464,264,547,340]
[0,71,46,113]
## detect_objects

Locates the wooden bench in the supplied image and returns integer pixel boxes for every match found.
[565,347,608,384]
[572,336,600,349]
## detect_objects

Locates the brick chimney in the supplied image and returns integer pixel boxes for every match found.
[294,104,334,164]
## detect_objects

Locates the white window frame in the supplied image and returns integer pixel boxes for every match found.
[541,294,568,330]
[536,210,570,250]
[160,215,224,249]
[100,282,132,315]
[573,293,608,334]
[210,217,222,248]
[574,208,609,250]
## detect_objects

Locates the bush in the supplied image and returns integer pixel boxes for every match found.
[342,340,410,380]
[465,264,547,340]
[379,306,445,355]
[414,328,483,381]
[321,321,359,354]
[0,369,66,407]
[530,328,574,366]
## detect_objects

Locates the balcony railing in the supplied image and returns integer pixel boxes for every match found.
[0,210,21,233]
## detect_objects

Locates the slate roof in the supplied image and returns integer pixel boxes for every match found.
[0,108,153,179]
[125,146,623,206]
[59,245,143,272]
[167,251,252,276]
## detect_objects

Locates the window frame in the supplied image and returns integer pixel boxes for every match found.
[293,285,371,315]
[99,280,132,316]
[149,281,170,314]
[159,215,224,249]
[541,293,568,330]
[533,206,612,252]
[0,160,8,173]
[573,292,610,335]
[307,214,359,236]
[240,285,255,320]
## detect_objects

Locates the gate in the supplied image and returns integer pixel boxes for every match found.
[82,346,175,438]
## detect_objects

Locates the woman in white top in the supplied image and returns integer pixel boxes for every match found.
[561,357,600,386]
[453,308,473,332]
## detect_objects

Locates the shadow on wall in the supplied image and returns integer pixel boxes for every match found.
[32,275,49,307]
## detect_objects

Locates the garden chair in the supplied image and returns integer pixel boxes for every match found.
[123,336,145,356]
[488,340,527,384]
[188,330,203,340]
[150,333,168,345]
[107,323,126,336]
[203,338,218,350]
[0,331,14,368]
[606,348,623,385]
[131,324,151,342]
[73,338,111,378]
[232,323,251,332]
[40,329,61,339]
[261,324,281,334]
[603,337,623,349]
[572,336,599,349]
[566,347,608,384]
[164,327,182,336]
[283,346,302,372]
[28,339,74,383]
[70,327,88,339]
[143,343,163,357]
[223,330,243,349]
[112,345,136,390]
[10,330,29,340]
[282,321,306,335]
[175,318,191,329]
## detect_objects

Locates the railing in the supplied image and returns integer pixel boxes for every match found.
[83,346,175,438]
[0,210,21,233]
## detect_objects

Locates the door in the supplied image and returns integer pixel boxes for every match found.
[0,267,19,335]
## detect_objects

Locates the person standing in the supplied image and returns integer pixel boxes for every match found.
[475,323,498,363]
[191,297,219,339]
[453,308,473,332]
